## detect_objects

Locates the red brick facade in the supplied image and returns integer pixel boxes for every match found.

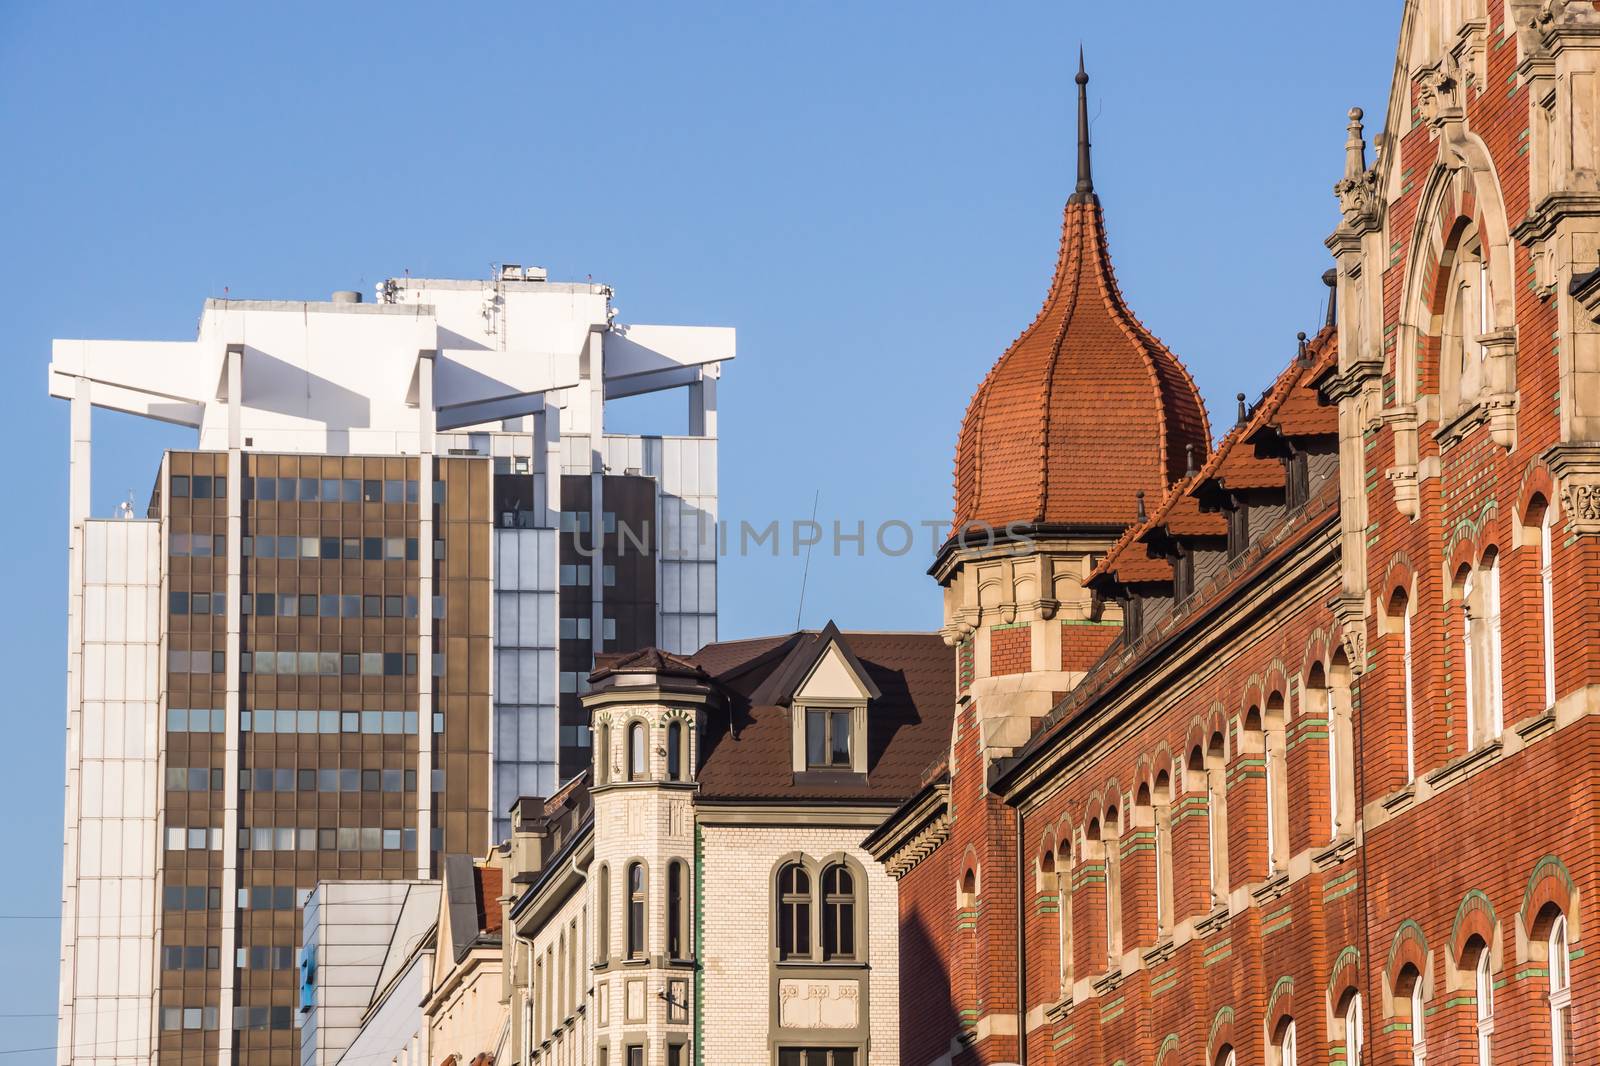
[870,6,1600,1064]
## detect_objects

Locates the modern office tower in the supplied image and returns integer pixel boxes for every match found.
[48,269,732,1066]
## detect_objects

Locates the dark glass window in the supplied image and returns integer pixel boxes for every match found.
[806,709,852,768]
[627,863,646,959]
[170,591,188,615]
[362,480,381,503]
[667,861,685,959]
[191,476,211,500]
[255,477,274,501]
[363,537,381,560]
[628,722,646,780]
[666,721,684,781]
[821,864,856,960]
[171,475,189,498]
[778,863,811,960]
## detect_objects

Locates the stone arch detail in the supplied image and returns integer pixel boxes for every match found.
[1449,890,1498,965]
[1264,974,1297,1035]
[1326,945,1361,1010]
[1520,854,1578,938]
[1386,919,1430,991]
[1154,1034,1181,1066]
[1206,1005,1237,1065]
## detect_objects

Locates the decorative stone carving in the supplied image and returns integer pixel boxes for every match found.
[1417,55,1462,126]
[1545,443,1600,534]
[1560,480,1600,531]
[778,979,860,1030]
[1333,108,1381,233]
[1330,592,1367,676]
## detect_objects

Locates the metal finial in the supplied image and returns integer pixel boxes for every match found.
[1236,392,1248,425]
[1297,330,1310,365]
[1135,489,1147,521]
[1070,47,1096,204]
[1185,443,1196,476]
[1323,268,1338,329]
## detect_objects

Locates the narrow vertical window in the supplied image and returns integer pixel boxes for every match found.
[1275,1019,1297,1066]
[1411,981,1426,1065]
[1475,948,1493,1066]
[1541,507,1556,708]
[1484,556,1503,738]
[821,864,856,961]
[1550,915,1571,1066]
[1403,603,1417,779]
[1344,992,1363,1066]
[667,861,684,959]
[1102,807,1122,963]
[1464,569,1479,750]
[1056,849,1072,993]
[626,863,645,960]
[596,721,609,785]
[778,863,811,960]
[666,720,684,781]
[1205,733,1229,905]
[1152,772,1174,936]
[1264,696,1288,873]
[628,722,646,780]
[597,865,610,962]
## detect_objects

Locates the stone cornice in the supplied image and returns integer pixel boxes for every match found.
[862,783,952,879]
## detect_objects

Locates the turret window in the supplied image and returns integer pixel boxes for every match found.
[666,860,689,960]
[666,720,686,781]
[628,722,646,780]
[626,862,646,960]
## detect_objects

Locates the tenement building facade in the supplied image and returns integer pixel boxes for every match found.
[49,271,731,1065]
[869,8,1600,1063]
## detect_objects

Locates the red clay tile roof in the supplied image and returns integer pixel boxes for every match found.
[952,195,1211,533]
[473,866,502,937]
[692,630,954,804]
[1089,327,1340,589]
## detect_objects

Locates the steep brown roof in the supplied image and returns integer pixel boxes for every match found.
[590,646,709,683]
[474,866,502,938]
[693,631,954,804]
[951,63,1209,534]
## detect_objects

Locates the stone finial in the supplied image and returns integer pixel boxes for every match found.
[1135,489,1147,522]
[1185,443,1197,476]
[1343,107,1367,180]
[1323,268,1338,330]
[1236,392,1248,426]
[1297,330,1310,366]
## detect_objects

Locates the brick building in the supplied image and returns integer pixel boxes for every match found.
[867,6,1600,1064]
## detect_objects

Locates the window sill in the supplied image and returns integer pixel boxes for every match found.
[1142,937,1177,967]
[1313,836,1357,871]
[1515,707,1557,743]
[774,958,868,970]
[1091,967,1125,996]
[1251,872,1291,906]
[1425,738,1503,790]
[1196,903,1231,937]
[1380,782,1416,814]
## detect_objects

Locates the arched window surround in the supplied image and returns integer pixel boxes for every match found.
[665,858,691,961]
[626,719,648,781]
[625,860,648,960]
[771,853,869,967]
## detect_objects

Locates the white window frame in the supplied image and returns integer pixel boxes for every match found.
[1541,509,1556,709]
[1476,949,1494,1066]
[1344,992,1363,1066]
[1550,915,1571,1066]
[1412,983,1427,1065]
[1403,607,1416,780]
[1484,558,1503,738]
[1276,1019,1297,1066]
[1463,569,1479,750]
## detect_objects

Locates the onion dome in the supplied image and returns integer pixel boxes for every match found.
[951,52,1211,535]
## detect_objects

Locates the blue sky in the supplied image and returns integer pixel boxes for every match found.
[0,2,1396,1058]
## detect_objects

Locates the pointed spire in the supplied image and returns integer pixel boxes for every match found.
[1070,47,1096,204]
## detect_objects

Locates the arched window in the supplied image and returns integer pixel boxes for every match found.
[666,720,685,781]
[1102,805,1122,963]
[596,864,610,963]
[777,863,811,960]
[596,721,609,785]
[821,863,856,961]
[1441,231,1490,418]
[1273,1018,1297,1066]
[1216,1045,1237,1066]
[1540,505,1556,708]
[1040,844,1070,996]
[1462,557,1504,749]
[628,721,646,780]
[1409,976,1426,1065]
[1401,592,1417,780]
[1204,731,1229,905]
[1474,944,1493,1066]
[1264,694,1289,874]
[958,866,976,909]
[1153,772,1174,937]
[666,860,688,959]
[626,862,646,960]
[1341,991,1363,1066]
[1550,914,1571,1065]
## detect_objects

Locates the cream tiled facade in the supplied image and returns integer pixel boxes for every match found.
[697,818,900,1065]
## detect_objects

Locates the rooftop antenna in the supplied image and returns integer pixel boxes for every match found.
[795,489,821,631]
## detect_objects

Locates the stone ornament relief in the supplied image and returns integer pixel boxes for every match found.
[1560,480,1600,532]
[778,979,861,1030]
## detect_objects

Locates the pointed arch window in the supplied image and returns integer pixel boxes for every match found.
[778,863,811,961]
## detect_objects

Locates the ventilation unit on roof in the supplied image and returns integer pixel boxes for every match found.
[498,264,548,283]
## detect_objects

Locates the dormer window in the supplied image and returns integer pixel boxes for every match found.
[805,708,852,768]
[780,625,879,776]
